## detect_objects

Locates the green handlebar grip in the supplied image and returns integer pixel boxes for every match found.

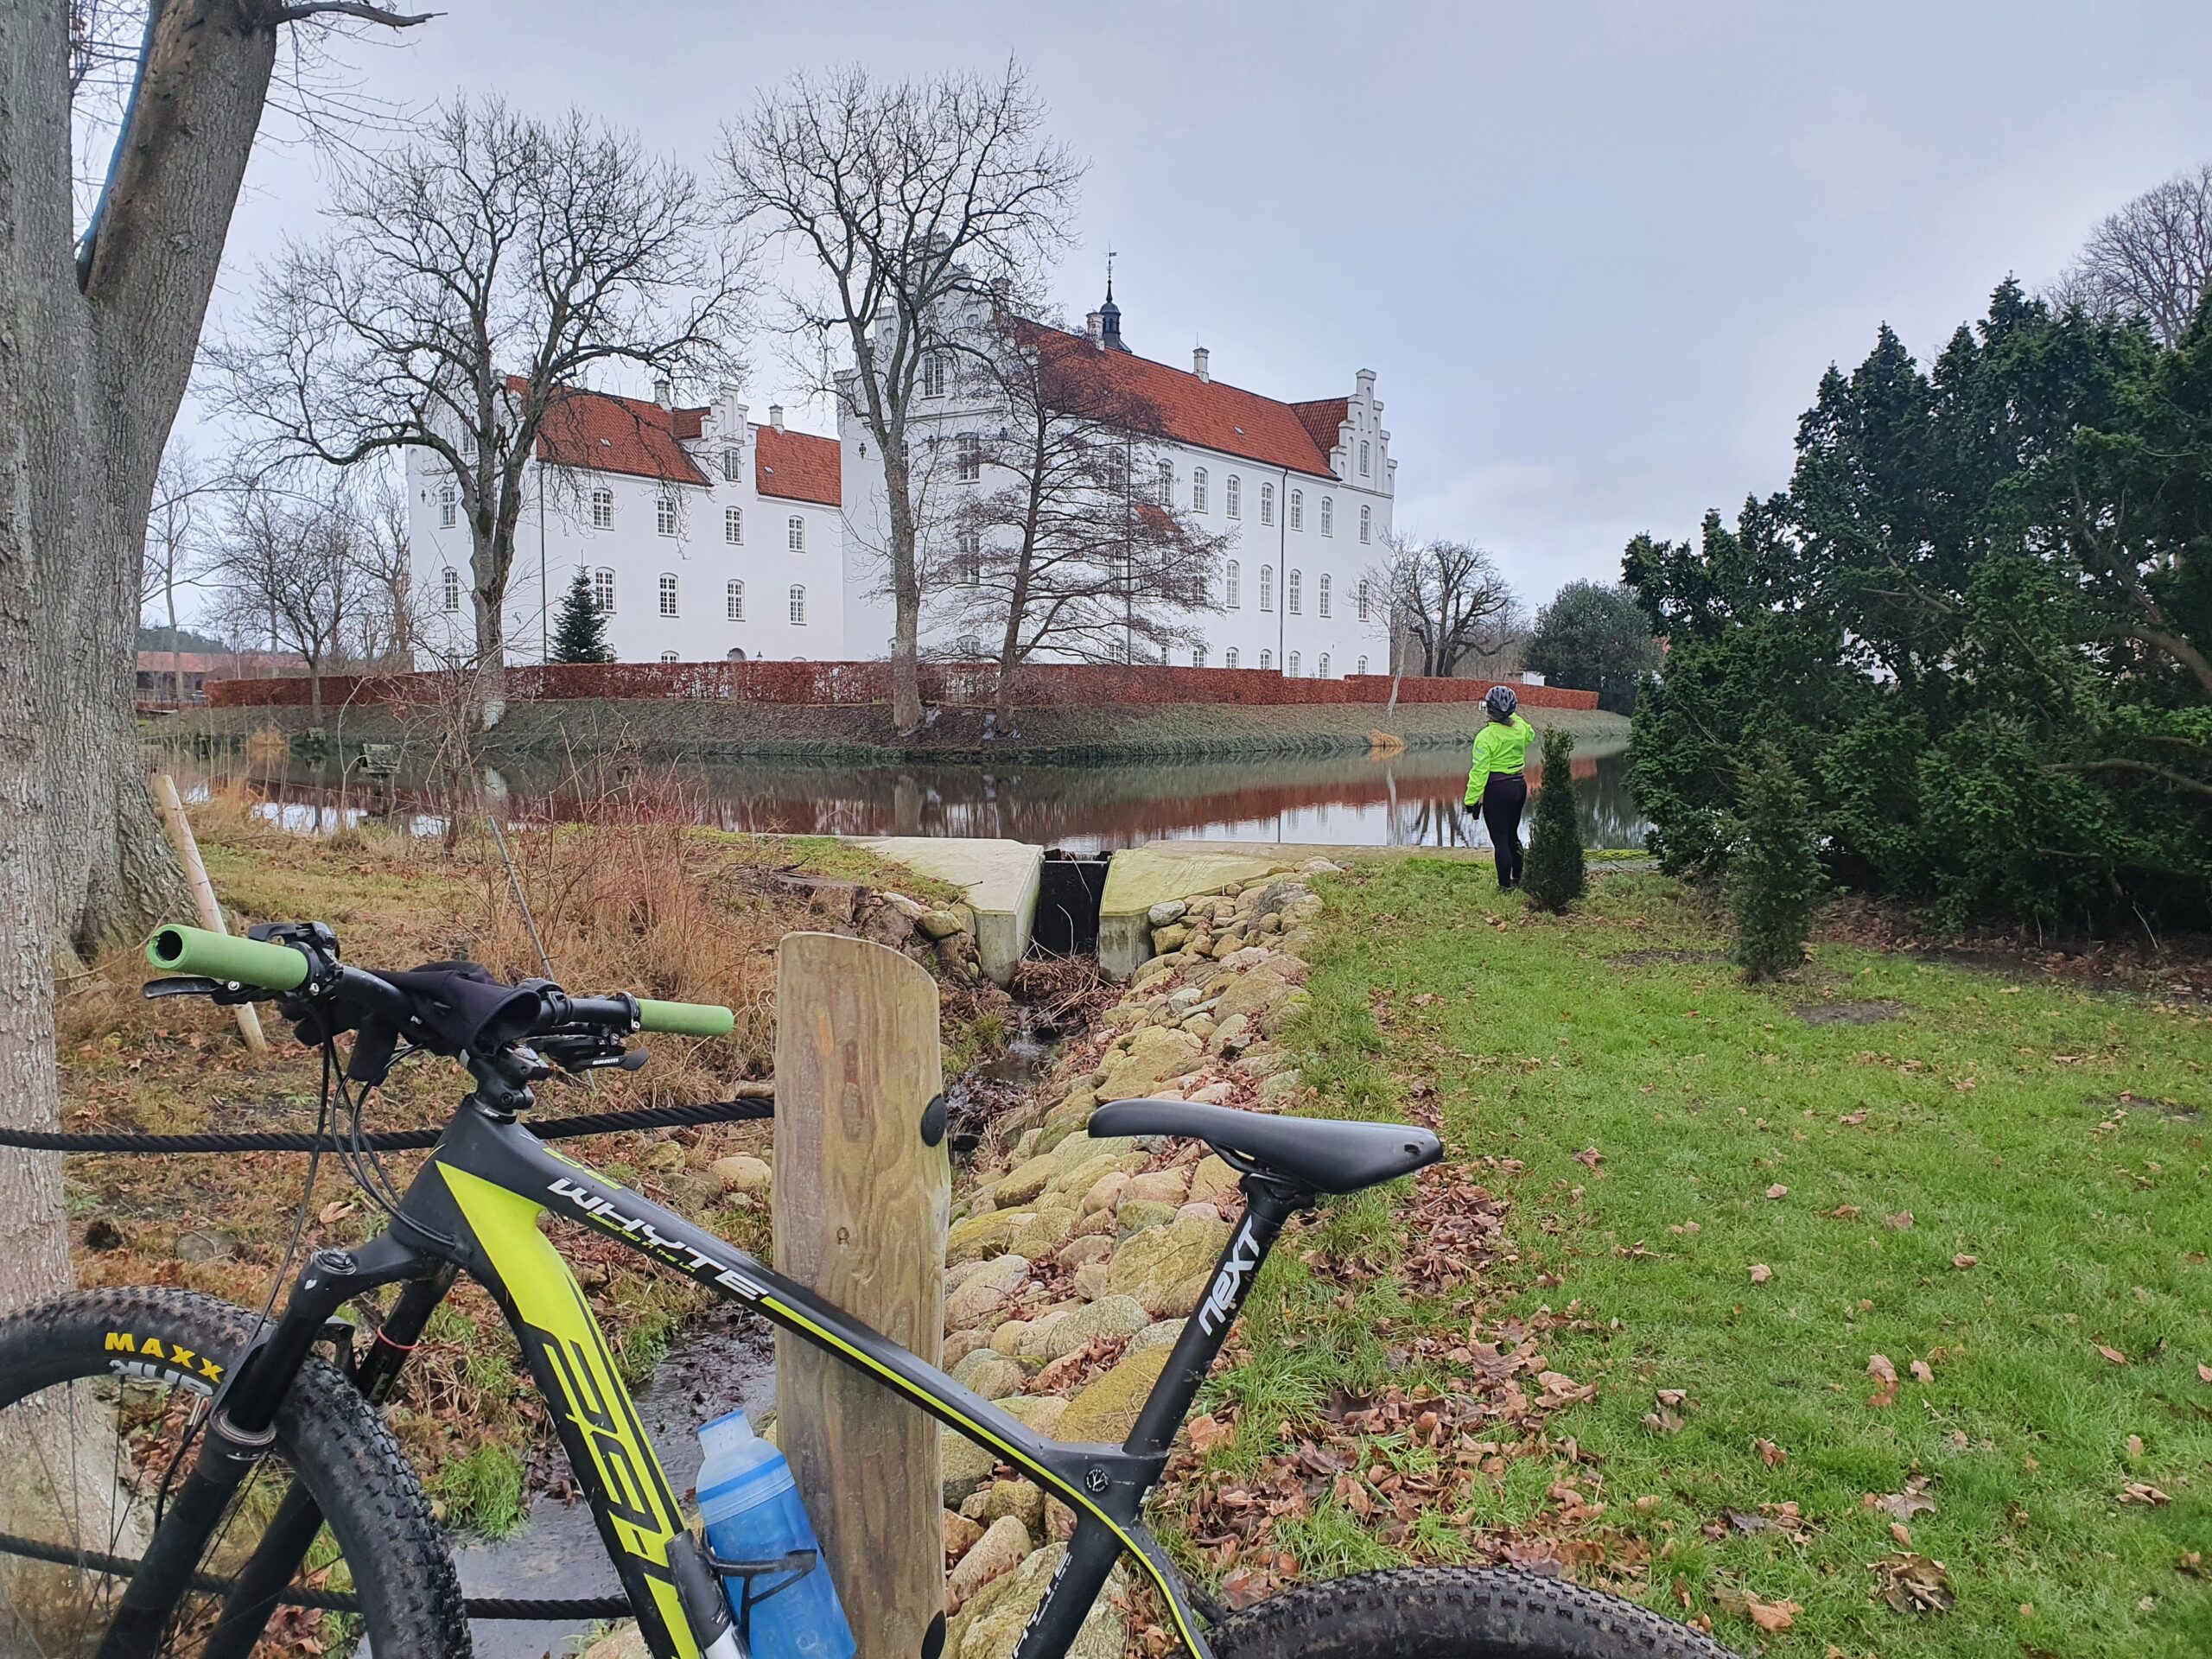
[636,997,735,1038]
[145,924,309,991]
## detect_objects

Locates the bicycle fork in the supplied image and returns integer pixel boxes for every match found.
[95,1234,443,1659]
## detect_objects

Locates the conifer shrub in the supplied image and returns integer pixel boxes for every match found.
[1732,741,1825,980]
[550,569,614,664]
[1522,727,1587,912]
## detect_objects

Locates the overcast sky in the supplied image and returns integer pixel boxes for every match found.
[194,0,2212,607]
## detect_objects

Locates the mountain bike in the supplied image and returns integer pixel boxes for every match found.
[0,919,1737,1659]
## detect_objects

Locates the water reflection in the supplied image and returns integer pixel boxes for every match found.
[198,741,1643,851]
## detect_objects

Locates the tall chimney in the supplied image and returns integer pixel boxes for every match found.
[1192,346,1211,382]
[652,378,672,407]
[1085,311,1104,349]
[768,404,785,432]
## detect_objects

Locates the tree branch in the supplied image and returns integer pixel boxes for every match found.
[266,2,437,24]
[2049,759,2212,800]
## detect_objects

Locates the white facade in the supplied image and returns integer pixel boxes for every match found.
[838,293,1398,676]
[407,386,844,666]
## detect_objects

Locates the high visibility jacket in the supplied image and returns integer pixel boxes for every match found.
[1464,714,1535,804]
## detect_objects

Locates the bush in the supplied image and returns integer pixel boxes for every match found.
[1732,742,1824,980]
[1522,581,1662,714]
[1522,728,1587,912]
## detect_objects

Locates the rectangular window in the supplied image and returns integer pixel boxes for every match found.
[439,484,456,529]
[658,573,678,616]
[1319,573,1332,618]
[725,506,743,544]
[441,568,460,612]
[727,580,745,621]
[957,433,981,483]
[1224,475,1240,518]
[787,516,805,552]
[958,527,982,585]
[1225,646,1240,669]
[657,494,677,537]
[1259,565,1274,612]
[789,584,807,626]
[1360,439,1370,477]
[1359,504,1372,543]
[592,489,613,530]
[1192,469,1210,513]
[922,355,947,397]
[721,446,742,483]
[1192,643,1207,668]
[1357,579,1370,623]
[1320,496,1333,537]
[1288,490,1302,531]
[1224,561,1241,609]
[593,568,615,613]
[1259,482,1274,526]
[1288,569,1302,615]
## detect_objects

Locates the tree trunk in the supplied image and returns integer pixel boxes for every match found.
[472,574,508,729]
[0,0,299,1312]
[881,448,923,733]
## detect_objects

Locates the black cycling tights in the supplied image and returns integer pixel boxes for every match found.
[1479,772,1529,890]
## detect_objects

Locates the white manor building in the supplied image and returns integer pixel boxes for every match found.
[407,381,845,664]
[408,289,1395,677]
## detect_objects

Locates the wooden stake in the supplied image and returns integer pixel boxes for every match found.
[149,773,266,1052]
[772,931,947,1658]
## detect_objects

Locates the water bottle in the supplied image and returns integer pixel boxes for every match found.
[695,1409,856,1659]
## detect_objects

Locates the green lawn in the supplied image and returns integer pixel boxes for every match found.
[1173,862,2212,1657]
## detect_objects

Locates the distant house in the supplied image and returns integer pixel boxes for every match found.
[136,649,305,707]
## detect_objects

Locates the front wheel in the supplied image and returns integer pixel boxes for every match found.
[1209,1567,1742,1659]
[0,1286,467,1658]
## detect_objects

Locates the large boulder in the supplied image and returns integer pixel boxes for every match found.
[947,1514,1032,1611]
[1007,1207,1077,1260]
[950,1351,1025,1401]
[710,1154,772,1194]
[1189,1155,1241,1206]
[942,1426,999,1506]
[945,1254,1031,1331]
[998,1393,1068,1437]
[947,1208,1033,1266]
[1123,1167,1192,1207]
[960,1478,1046,1533]
[1211,966,1297,1025]
[994,1153,1062,1209]
[1029,1294,1150,1362]
[1104,1214,1230,1318]
[1056,1346,1174,1443]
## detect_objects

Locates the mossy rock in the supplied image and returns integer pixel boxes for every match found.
[1056,1345,1174,1443]
[1104,1214,1229,1318]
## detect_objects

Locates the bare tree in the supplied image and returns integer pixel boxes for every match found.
[931,314,1224,730]
[212,95,744,723]
[207,480,364,726]
[719,60,1083,733]
[1368,535,1523,681]
[142,444,218,703]
[347,466,417,668]
[2052,162,2212,345]
[2,0,429,1310]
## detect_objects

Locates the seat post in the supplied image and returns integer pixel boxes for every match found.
[1122,1177,1308,1459]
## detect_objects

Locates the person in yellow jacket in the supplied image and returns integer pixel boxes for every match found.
[1465,685,1536,891]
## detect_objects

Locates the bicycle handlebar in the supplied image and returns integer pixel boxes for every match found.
[636,998,736,1038]
[147,925,309,990]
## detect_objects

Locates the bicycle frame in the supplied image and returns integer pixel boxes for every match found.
[118,1095,1305,1659]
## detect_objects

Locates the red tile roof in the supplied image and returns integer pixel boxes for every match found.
[1027,327,1343,480]
[1290,398,1348,463]
[754,424,841,506]
[523,379,713,486]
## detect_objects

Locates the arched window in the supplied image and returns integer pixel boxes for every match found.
[1259,482,1274,526]
[1288,652,1300,677]
[1320,496,1334,537]
[657,494,678,537]
[593,568,615,613]
[1318,652,1331,677]
[726,580,746,621]
[726,647,747,661]
[957,633,983,658]
[1224,475,1240,518]
[1359,439,1370,477]
[1192,643,1208,667]
[1258,565,1274,612]
[1259,649,1273,671]
[1287,569,1302,614]
[658,573,679,617]
[1319,573,1332,617]
[1157,461,1173,505]
[1288,490,1303,531]
[1225,646,1240,669]
[591,488,613,529]
[721,447,742,483]
[1359,504,1372,543]
[789,584,807,626]
[1357,654,1369,676]
[922,354,948,397]
[1224,559,1241,608]
[725,506,744,544]
[1357,578,1370,622]
[439,483,456,529]
[787,516,805,552]
[441,568,460,613]
[659,650,678,663]
[1192,468,1209,513]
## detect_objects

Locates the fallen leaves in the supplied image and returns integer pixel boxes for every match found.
[2120,1482,2171,1506]
[2094,1343,2129,1366]
[1573,1147,1604,1170]
[1883,1209,1915,1230]
[1748,1263,1773,1284]
[1754,1437,1787,1467]
[1828,1204,1862,1220]
[1866,1352,1900,1408]
[2200,1361,2212,1384]
[1643,1388,1689,1435]
[1951,1253,1978,1270]
[1185,1414,1232,1455]
[1872,1550,1955,1614]
[1866,1475,1936,1523]
[1765,1183,1789,1200]
[1745,1593,1800,1632]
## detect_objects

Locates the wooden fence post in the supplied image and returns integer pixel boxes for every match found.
[772,931,949,1657]
[150,773,266,1053]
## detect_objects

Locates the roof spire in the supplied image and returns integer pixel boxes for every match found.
[1098,250,1129,353]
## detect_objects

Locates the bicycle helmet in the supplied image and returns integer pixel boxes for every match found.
[1484,684,1518,719]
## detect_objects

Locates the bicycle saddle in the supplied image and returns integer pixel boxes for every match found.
[1089,1098,1442,1195]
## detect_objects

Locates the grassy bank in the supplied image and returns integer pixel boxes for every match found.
[162,696,1627,767]
[1159,861,2210,1656]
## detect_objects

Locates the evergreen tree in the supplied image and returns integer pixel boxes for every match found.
[550,569,613,664]
[1522,581,1662,714]
[1522,727,1587,912]
[1732,742,1824,980]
